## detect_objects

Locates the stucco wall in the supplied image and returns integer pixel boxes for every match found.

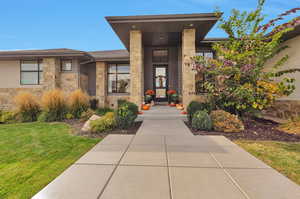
[263,35,300,119]
[265,35,300,100]
[0,60,41,89]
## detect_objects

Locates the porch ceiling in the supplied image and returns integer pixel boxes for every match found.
[106,13,221,49]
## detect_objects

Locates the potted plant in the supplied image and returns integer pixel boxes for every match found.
[145,89,155,103]
[171,93,179,104]
[167,90,177,104]
[144,95,152,104]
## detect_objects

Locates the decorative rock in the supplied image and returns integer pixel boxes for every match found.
[81,115,101,132]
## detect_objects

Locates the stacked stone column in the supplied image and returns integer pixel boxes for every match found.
[42,57,60,91]
[96,61,107,107]
[182,28,196,109]
[129,30,144,108]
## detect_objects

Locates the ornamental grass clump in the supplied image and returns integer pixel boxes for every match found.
[210,110,244,133]
[192,110,212,131]
[14,92,40,122]
[68,89,90,119]
[39,89,67,122]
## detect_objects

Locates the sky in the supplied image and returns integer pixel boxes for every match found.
[0,0,299,51]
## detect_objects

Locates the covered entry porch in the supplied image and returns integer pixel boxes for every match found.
[106,13,220,108]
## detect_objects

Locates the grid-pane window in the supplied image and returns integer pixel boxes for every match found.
[20,60,43,85]
[196,51,214,58]
[195,51,214,94]
[153,49,168,63]
[61,59,72,71]
[108,64,130,94]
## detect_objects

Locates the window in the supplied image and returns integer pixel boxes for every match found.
[153,49,168,63]
[61,59,72,71]
[196,51,214,58]
[108,64,130,93]
[195,51,214,94]
[20,60,43,85]
[196,73,207,94]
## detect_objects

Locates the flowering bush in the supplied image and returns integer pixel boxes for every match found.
[210,110,244,133]
[188,0,300,116]
[145,89,155,95]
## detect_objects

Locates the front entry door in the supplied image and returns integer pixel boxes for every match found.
[153,64,168,102]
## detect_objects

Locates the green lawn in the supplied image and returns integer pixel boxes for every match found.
[0,122,100,199]
[235,140,300,185]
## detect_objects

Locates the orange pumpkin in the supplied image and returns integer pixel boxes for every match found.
[142,105,150,110]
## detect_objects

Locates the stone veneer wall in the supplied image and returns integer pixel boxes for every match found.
[106,95,130,109]
[80,74,89,93]
[60,73,79,93]
[0,88,43,110]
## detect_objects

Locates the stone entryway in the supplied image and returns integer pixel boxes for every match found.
[33,106,300,199]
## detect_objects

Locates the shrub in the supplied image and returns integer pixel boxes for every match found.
[119,100,138,117]
[116,104,136,129]
[14,92,40,122]
[96,107,114,116]
[90,112,116,133]
[0,111,16,124]
[187,101,203,123]
[210,110,244,133]
[187,101,213,123]
[125,102,138,117]
[40,89,67,122]
[117,99,127,107]
[68,90,90,119]
[65,113,74,120]
[192,110,212,131]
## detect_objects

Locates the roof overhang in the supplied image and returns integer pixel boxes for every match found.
[282,24,300,41]
[0,48,93,60]
[106,13,221,49]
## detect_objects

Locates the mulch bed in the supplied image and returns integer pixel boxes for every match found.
[65,119,143,139]
[186,118,300,142]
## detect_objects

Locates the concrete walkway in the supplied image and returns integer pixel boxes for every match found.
[33,106,300,199]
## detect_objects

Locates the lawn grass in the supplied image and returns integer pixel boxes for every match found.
[0,122,100,199]
[235,140,300,185]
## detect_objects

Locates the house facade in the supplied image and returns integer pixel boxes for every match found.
[0,13,299,117]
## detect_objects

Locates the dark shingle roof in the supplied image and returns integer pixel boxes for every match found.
[0,48,90,58]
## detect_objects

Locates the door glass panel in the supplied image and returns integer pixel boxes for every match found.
[156,89,166,98]
[154,66,167,99]
[155,67,166,88]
